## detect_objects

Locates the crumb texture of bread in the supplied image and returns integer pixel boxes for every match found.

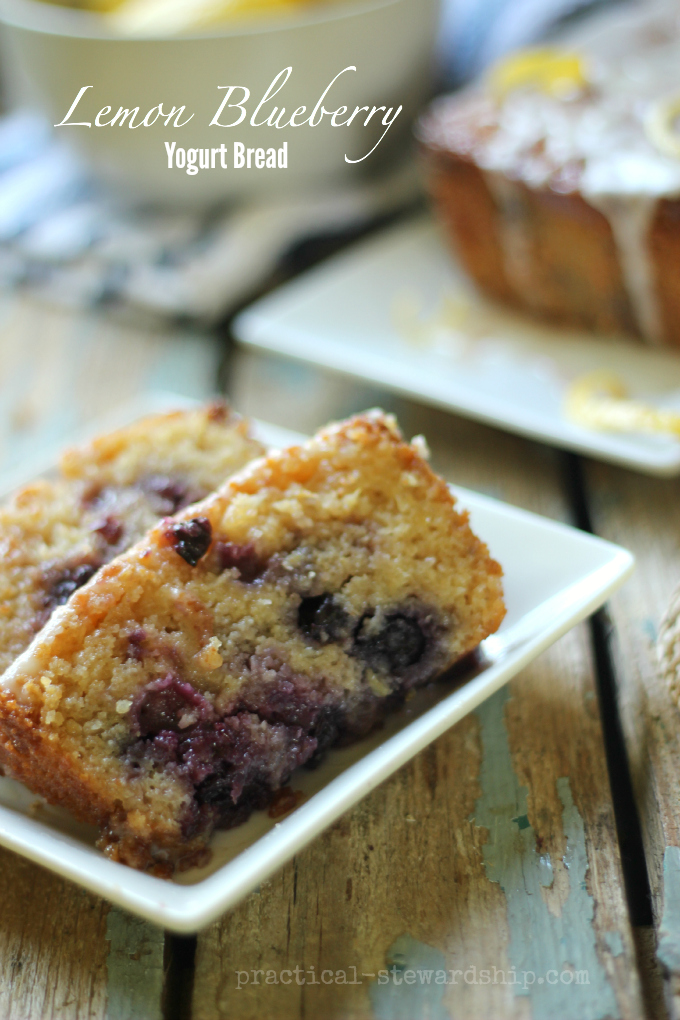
[0,402,263,675]
[418,0,680,348]
[0,412,504,874]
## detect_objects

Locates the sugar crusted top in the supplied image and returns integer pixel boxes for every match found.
[420,0,680,202]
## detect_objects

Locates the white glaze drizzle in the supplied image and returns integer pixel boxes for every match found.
[586,192,661,343]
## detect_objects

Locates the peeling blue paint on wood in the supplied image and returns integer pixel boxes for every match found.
[603,932,624,958]
[472,688,620,1020]
[537,853,554,888]
[658,846,680,972]
[642,619,657,644]
[105,907,165,1020]
[369,934,451,1020]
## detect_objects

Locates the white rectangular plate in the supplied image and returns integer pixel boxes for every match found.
[0,407,633,932]
[234,216,680,476]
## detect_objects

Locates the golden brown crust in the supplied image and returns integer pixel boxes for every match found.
[0,690,109,829]
[423,144,647,339]
[650,199,680,350]
[0,689,209,872]
[426,152,518,309]
[59,400,259,489]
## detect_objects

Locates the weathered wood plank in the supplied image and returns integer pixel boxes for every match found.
[0,834,168,1020]
[0,846,108,1020]
[105,910,166,1020]
[585,457,680,1015]
[0,293,220,475]
[193,355,644,1019]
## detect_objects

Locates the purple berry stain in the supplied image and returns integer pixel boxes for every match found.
[91,515,123,545]
[126,629,147,662]
[42,558,101,610]
[215,540,263,582]
[131,674,214,736]
[142,475,202,515]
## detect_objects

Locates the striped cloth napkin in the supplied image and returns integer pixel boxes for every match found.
[0,109,420,323]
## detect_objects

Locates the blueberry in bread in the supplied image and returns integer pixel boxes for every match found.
[0,411,505,874]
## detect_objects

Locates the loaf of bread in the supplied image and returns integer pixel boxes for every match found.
[418,1,680,347]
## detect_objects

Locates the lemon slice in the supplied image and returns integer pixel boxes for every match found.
[564,371,680,437]
[644,95,680,159]
[488,48,588,101]
[110,0,315,34]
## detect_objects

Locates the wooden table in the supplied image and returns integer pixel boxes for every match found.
[0,288,675,1020]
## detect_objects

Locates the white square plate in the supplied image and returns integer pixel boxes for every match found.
[0,409,633,932]
[234,216,680,477]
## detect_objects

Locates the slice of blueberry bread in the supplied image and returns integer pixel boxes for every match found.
[0,411,505,874]
[0,403,263,674]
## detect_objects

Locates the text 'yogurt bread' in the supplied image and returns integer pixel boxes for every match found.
[0,411,505,874]
[0,402,264,675]
[418,0,680,347]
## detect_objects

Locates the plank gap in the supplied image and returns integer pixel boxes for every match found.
[163,934,197,1020]
[562,451,653,926]
[590,608,654,927]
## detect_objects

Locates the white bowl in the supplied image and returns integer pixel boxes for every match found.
[0,0,439,206]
